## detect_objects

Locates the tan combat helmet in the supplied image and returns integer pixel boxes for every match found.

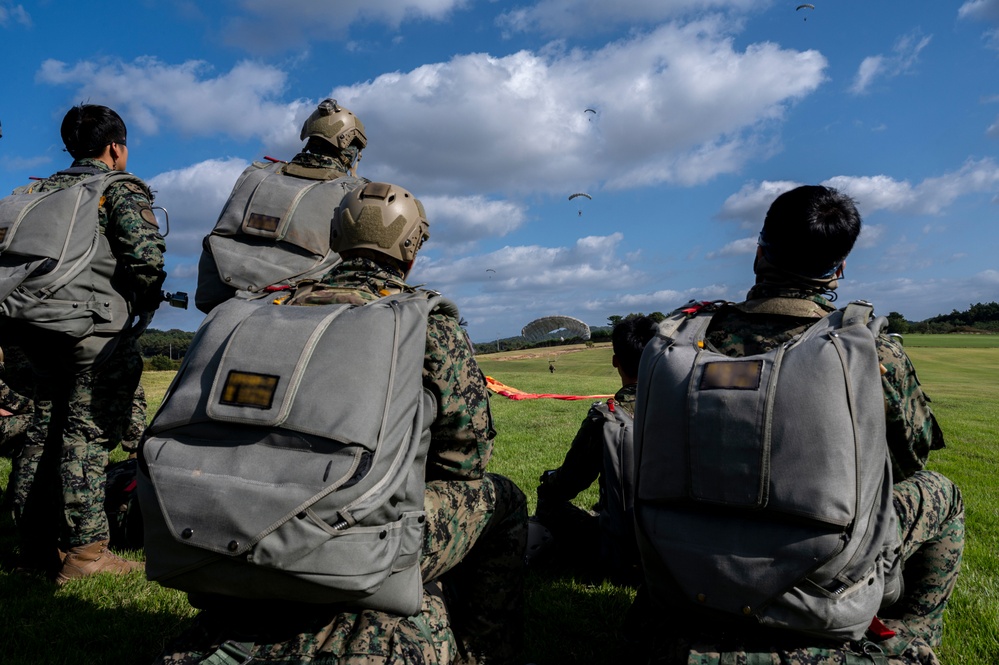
[332,182,430,264]
[300,99,367,152]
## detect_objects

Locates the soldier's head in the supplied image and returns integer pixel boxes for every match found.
[300,99,366,167]
[332,182,430,276]
[61,104,128,165]
[612,315,659,383]
[757,185,861,279]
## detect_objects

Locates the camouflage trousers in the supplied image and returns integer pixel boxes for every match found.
[9,331,143,549]
[153,473,528,665]
[648,470,964,665]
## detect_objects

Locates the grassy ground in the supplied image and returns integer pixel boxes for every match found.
[0,338,996,663]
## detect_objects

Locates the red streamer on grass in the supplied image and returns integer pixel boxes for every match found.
[485,376,613,401]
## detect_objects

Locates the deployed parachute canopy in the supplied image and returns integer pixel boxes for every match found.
[521,315,591,343]
[568,192,592,216]
[796,3,814,19]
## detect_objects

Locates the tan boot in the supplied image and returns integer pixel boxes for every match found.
[55,539,144,585]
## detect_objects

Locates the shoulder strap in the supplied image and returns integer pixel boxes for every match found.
[841,300,874,328]
[199,640,254,665]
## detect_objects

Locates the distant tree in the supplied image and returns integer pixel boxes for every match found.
[886,312,910,335]
[607,315,623,327]
[649,311,666,323]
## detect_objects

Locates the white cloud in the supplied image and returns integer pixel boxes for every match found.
[421,195,527,246]
[336,18,826,194]
[36,58,306,150]
[706,236,756,259]
[148,157,250,258]
[34,19,824,199]
[850,32,932,95]
[958,0,999,22]
[496,0,758,37]
[716,159,999,231]
[221,0,468,48]
[843,270,999,321]
[826,158,999,215]
[0,3,31,27]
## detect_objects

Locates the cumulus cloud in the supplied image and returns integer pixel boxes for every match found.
[706,236,756,259]
[220,0,468,49]
[717,159,999,231]
[825,158,999,215]
[37,58,306,150]
[148,157,250,258]
[850,31,932,95]
[421,195,527,246]
[496,0,758,37]
[35,20,824,200]
[334,18,826,194]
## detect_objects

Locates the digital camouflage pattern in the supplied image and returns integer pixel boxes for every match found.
[281,149,353,180]
[156,258,526,664]
[0,342,34,456]
[10,331,145,548]
[644,286,965,665]
[7,157,163,557]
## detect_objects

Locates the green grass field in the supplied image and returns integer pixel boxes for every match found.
[0,338,996,663]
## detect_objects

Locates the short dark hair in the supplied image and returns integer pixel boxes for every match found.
[60,104,127,159]
[759,185,861,278]
[612,315,659,378]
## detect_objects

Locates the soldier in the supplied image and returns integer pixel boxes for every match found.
[195,98,368,313]
[639,185,964,664]
[534,315,658,586]
[5,104,165,582]
[154,182,527,665]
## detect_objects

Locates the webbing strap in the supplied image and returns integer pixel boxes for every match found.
[199,640,254,665]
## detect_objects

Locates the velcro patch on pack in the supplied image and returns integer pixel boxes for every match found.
[699,360,763,390]
[246,212,281,233]
[220,370,280,409]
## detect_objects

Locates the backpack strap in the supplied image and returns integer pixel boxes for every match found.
[841,300,875,328]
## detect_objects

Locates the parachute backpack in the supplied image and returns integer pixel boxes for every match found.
[195,160,367,313]
[138,289,444,615]
[633,301,901,642]
[592,398,639,577]
[0,169,146,348]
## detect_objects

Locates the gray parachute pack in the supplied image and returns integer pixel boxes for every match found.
[0,169,145,339]
[634,301,901,642]
[195,160,366,313]
[138,290,446,615]
[590,399,639,575]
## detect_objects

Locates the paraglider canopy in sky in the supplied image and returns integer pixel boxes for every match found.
[521,315,591,343]
[796,3,814,19]
[568,192,591,216]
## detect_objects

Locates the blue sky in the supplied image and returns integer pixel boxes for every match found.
[2,1,998,342]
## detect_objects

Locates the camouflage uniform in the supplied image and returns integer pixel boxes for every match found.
[536,384,642,585]
[155,257,527,665]
[642,285,964,664]
[0,342,34,458]
[7,158,165,557]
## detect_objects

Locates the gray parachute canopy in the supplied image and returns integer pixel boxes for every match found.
[521,315,591,342]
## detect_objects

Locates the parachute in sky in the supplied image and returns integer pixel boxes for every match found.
[584,108,597,122]
[521,315,591,343]
[796,3,814,19]
[568,192,592,216]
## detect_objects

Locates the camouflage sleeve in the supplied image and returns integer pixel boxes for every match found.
[423,311,495,481]
[877,334,945,482]
[104,179,167,313]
